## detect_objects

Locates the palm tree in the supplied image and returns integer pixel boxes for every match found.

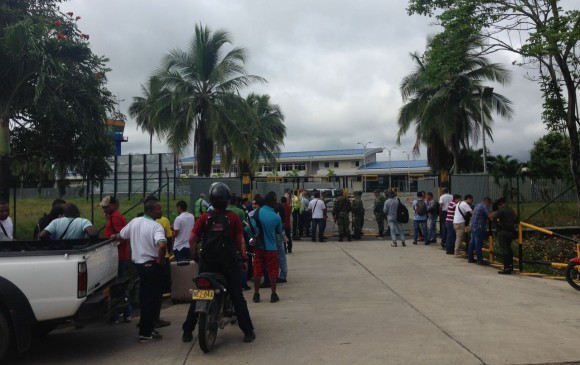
[489,154,524,201]
[129,76,167,154]
[157,24,265,176]
[397,35,514,173]
[223,93,286,177]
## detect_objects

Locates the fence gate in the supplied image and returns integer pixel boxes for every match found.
[417,176,439,200]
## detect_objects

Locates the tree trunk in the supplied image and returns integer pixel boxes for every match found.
[0,114,11,202]
[149,132,153,155]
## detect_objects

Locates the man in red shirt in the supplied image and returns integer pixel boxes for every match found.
[100,195,131,322]
[183,182,255,343]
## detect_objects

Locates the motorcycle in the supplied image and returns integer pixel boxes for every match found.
[192,272,237,353]
[565,258,580,290]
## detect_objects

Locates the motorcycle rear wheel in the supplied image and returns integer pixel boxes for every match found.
[198,302,219,353]
[565,262,580,290]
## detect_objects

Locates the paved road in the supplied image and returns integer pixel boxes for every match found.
[10,239,580,365]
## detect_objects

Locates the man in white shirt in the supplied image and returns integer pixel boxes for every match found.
[453,195,473,256]
[172,200,195,261]
[0,200,13,241]
[307,191,327,242]
[116,198,167,343]
[438,187,453,247]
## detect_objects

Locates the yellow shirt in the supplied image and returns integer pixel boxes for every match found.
[156,216,173,258]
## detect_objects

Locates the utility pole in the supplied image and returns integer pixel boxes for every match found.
[357,141,372,193]
[384,146,397,190]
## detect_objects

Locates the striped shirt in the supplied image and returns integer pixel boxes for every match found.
[446,201,457,223]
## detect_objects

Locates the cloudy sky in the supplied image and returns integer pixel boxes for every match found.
[66,0,549,163]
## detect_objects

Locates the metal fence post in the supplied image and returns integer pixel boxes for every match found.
[128,154,132,200]
[518,223,523,272]
[143,154,147,198]
[12,187,16,239]
[114,154,118,197]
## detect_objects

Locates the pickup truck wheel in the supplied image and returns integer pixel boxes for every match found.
[0,311,12,361]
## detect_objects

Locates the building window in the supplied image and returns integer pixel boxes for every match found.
[333,161,339,168]
[262,164,272,172]
[355,161,360,167]
[324,162,330,168]
[281,163,293,172]
[212,167,221,174]
[295,163,306,171]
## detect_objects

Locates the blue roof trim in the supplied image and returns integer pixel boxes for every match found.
[180,148,381,163]
[361,160,429,170]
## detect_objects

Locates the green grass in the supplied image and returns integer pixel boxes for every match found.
[519,201,580,227]
[10,195,190,239]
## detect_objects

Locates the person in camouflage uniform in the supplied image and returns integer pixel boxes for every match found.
[332,191,352,242]
[373,189,386,237]
[351,191,365,239]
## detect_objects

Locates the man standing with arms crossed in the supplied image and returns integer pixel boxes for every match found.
[439,187,453,248]
[115,198,167,343]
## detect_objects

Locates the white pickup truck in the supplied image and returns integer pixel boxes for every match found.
[0,238,128,360]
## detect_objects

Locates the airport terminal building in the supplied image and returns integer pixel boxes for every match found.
[179,148,431,192]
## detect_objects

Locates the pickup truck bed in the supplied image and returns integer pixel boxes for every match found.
[0,238,126,360]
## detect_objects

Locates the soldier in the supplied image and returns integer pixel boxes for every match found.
[373,189,386,237]
[351,191,365,239]
[332,191,352,242]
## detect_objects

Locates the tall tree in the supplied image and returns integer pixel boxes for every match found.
[129,76,167,154]
[397,35,513,172]
[157,24,265,176]
[0,1,115,200]
[528,132,571,180]
[406,0,580,199]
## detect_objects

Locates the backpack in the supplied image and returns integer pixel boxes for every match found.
[428,200,439,215]
[415,199,427,215]
[201,210,240,271]
[396,198,409,223]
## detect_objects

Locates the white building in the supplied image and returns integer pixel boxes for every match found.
[178,148,431,192]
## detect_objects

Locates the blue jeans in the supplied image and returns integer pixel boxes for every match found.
[427,216,437,241]
[387,219,405,242]
[174,247,192,261]
[276,234,288,279]
[413,219,427,242]
[445,222,455,252]
[468,227,486,263]
[312,218,325,241]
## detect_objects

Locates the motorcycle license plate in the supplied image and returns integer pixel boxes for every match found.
[192,290,214,300]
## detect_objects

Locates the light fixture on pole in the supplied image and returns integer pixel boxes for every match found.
[402,150,411,192]
[480,86,494,173]
[357,141,372,193]
[384,146,398,190]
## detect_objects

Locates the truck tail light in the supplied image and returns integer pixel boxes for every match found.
[78,262,87,298]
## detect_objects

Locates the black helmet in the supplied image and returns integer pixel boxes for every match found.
[209,182,230,209]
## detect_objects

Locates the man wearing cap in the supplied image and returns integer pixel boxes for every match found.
[100,195,132,323]
[351,191,365,239]
[373,190,386,237]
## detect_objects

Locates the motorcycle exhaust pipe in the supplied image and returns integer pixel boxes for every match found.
[218,316,238,329]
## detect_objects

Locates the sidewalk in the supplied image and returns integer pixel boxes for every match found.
[12,239,580,365]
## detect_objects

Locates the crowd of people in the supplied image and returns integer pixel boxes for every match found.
[0,184,519,346]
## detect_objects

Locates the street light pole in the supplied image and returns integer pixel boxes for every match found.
[357,141,372,193]
[480,86,494,174]
[402,150,411,192]
[384,146,397,190]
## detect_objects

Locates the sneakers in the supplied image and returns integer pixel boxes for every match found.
[139,332,163,343]
[253,292,260,303]
[401,241,406,247]
[243,331,256,343]
[182,332,193,343]
[276,277,287,283]
[412,241,418,245]
[270,293,280,303]
[123,316,132,323]
[391,242,397,247]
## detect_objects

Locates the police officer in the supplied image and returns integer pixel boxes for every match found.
[351,191,365,239]
[373,189,386,237]
[332,191,352,242]
[489,197,517,275]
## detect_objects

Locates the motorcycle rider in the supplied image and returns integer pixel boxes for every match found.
[182,182,256,343]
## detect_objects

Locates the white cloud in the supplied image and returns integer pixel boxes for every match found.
[66,0,554,164]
